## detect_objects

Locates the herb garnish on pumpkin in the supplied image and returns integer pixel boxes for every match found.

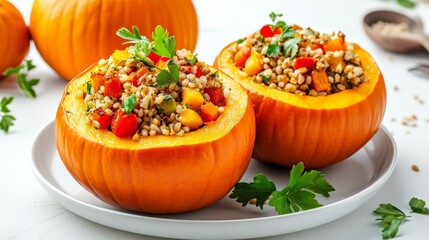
[263,12,301,59]
[116,26,180,87]
[229,162,335,214]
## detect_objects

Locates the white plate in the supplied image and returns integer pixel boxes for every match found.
[31,121,396,240]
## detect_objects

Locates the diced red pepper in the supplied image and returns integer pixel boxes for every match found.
[92,108,111,129]
[204,87,226,106]
[293,57,317,71]
[132,66,148,87]
[104,77,122,99]
[260,25,274,38]
[111,109,138,138]
[148,52,162,63]
[183,65,203,78]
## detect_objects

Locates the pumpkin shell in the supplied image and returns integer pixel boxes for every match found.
[55,64,256,213]
[0,0,29,77]
[214,42,386,168]
[30,0,198,81]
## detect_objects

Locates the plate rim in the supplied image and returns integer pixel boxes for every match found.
[31,120,397,239]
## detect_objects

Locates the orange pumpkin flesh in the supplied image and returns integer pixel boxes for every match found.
[215,43,386,168]
[30,0,198,81]
[0,1,29,77]
[55,64,256,213]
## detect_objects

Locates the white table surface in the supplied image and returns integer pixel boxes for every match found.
[1,0,429,239]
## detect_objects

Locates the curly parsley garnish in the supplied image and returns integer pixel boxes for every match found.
[265,12,301,59]
[3,60,39,98]
[116,25,179,87]
[229,162,335,214]
[0,96,16,133]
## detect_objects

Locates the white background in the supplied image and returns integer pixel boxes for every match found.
[1,0,429,239]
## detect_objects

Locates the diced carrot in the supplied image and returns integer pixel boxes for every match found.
[90,73,105,92]
[180,109,203,130]
[311,69,331,92]
[182,88,204,111]
[111,109,138,138]
[204,87,226,106]
[244,52,263,76]
[200,102,219,122]
[112,50,131,66]
[293,57,316,71]
[234,47,251,68]
[323,35,346,53]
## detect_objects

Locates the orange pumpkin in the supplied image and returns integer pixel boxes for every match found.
[55,64,256,213]
[30,0,198,81]
[215,43,386,168]
[0,0,29,77]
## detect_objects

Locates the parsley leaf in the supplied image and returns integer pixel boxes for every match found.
[267,42,281,57]
[229,174,276,209]
[374,203,409,239]
[3,60,39,98]
[123,95,136,115]
[279,26,296,41]
[236,39,245,44]
[152,25,176,59]
[396,0,416,8]
[230,162,335,215]
[116,26,153,65]
[283,37,301,59]
[0,97,16,133]
[156,60,179,87]
[259,74,271,84]
[409,197,429,214]
[269,12,283,22]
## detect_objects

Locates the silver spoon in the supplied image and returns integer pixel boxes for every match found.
[363,10,429,53]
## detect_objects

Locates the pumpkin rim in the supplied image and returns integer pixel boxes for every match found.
[60,64,250,149]
[216,42,382,109]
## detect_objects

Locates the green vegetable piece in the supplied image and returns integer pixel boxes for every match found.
[229,174,276,210]
[152,25,176,59]
[124,95,136,115]
[158,95,176,115]
[0,96,16,133]
[229,162,335,215]
[374,203,409,239]
[283,37,301,59]
[156,60,179,87]
[3,60,39,98]
[396,0,416,8]
[409,197,429,214]
[267,42,281,57]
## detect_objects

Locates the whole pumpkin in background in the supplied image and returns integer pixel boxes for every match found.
[30,0,198,81]
[215,43,386,169]
[0,0,29,77]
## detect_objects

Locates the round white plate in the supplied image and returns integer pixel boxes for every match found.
[31,121,396,240]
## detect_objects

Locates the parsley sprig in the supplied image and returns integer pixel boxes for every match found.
[0,97,16,133]
[374,197,429,239]
[3,60,39,98]
[116,25,179,87]
[229,162,335,214]
[265,12,301,59]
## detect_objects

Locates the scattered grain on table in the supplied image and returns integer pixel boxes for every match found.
[412,164,420,172]
[401,114,418,127]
